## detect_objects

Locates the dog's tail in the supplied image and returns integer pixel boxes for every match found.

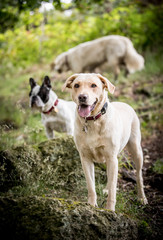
[124,39,144,74]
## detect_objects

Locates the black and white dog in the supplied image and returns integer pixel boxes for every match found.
[29,76,76,138]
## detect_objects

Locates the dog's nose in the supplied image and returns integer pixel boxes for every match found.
[58,69,62,73]
[78,94,88,103]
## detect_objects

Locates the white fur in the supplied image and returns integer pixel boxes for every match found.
[53,35,144,78]
[63,73,148,211]
[30,86,76,138]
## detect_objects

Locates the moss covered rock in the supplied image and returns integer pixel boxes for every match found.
[0,145,41,192]
[0,136,153,239]
[0,196,138,240]
[0,137,87,200]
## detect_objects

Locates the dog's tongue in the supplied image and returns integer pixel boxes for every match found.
[78,105,91,118]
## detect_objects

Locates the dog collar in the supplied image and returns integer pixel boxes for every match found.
[82,102,108,133]
[43,99,59,114]
[84,102,108,121]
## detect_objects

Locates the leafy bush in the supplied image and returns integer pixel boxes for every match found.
[0,4,162,71]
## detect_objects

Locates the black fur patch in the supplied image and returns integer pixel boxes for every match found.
[29,90,32,97]
[38,85,50,103]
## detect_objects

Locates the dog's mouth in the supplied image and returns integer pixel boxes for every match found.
[78,100,97,118]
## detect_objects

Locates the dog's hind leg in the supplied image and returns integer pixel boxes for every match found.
[124,67,129,78]
[127,134,148,205]
[113,65,120,80]
[106,54,120,80]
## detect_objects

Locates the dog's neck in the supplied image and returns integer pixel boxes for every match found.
[42,90,58,112]
[91,91,108,117]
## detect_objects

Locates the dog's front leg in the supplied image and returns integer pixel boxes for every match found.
[66,123,74,136]
[106,156,118,211]
[45,125,54,139]
[81,156,97,207]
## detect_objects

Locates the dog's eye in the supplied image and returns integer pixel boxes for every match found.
[74,84,80,88]
[91,84,97,88]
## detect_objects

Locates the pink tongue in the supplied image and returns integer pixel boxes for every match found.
[78,105,91,118]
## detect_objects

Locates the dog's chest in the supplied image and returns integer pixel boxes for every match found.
[42,107,70,132]
[83,124,107,163]
[91,144,106,163]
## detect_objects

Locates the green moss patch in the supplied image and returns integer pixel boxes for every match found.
[0,196,138,240]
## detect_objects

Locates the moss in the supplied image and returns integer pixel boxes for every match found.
[38,136,79,160]
[138,220,153,240]
[0,196,138,240]
[0,137,85,199]
[0,134,157,239]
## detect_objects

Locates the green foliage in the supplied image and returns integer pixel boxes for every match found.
[0,0,43,11]
[0,3,162,71]
[153,159,163,174]
[0,0,50,33]
[0,9,19,33]
[0,98,25,128]
[116,189,146,216]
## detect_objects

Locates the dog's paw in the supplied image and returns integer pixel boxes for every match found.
[87,202,98,208]
[88,197,98,207]
[139,197,148,205]
[103,188,108,195]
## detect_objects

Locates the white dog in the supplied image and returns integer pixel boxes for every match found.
[63,73,147,211]
[53,35,144,79]
[29,76,76,138]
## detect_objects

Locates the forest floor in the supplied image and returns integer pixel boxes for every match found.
[142,131,163,238]
[116,71,163,239]
[118,129,163,239]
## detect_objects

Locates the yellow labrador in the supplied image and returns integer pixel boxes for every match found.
[63,73,147,211]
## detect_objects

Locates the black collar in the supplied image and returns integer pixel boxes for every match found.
[85,102,108,121]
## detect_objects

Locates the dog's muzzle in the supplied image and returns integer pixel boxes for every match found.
[78,97,97,118]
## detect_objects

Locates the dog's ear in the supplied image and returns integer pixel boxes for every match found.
[62,74,79,91]
[97,74,115,94]
[29,78,37,89]
[43,76,51,88]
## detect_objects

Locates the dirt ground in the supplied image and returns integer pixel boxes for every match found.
[119,129,163,239]
[142,130,163,237]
